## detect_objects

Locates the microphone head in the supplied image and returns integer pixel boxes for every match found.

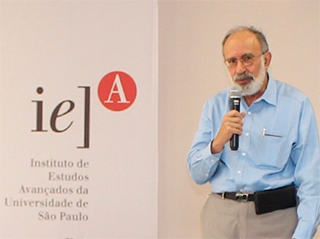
[229,84,243,98]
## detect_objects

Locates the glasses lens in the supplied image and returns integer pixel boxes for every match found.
[241,54,255,66]
[226,59,237,68]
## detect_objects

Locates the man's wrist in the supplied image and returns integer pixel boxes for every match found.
[211,139,224,154]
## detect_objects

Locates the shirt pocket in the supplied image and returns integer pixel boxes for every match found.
[253,129,291,169]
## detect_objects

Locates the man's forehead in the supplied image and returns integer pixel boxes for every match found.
[223,30,261,56]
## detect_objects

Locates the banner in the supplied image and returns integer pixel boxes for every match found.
[0,1,158,238]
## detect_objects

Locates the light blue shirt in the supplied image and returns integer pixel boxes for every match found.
[187,74,320,239]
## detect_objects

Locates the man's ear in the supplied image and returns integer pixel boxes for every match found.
[264,51,272,70]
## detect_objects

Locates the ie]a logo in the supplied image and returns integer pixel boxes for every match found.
[98,71,137,111]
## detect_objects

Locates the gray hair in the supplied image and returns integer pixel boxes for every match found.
[222,26,269,53]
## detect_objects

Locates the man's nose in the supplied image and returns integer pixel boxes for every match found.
[235,60,246,74]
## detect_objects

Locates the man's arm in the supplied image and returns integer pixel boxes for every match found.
[291,98,320,239]
[187,100,245,184]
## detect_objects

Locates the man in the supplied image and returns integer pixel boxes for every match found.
[187,26,320,239]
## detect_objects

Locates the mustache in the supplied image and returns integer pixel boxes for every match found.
[234,72,254,81]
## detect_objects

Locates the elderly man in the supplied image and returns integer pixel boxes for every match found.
[187,26,320,239]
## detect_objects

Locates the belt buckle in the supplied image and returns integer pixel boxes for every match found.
[235,192,249,201]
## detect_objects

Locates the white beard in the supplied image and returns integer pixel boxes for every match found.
[230,58,266,96]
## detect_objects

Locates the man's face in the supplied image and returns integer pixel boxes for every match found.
[223,30,270,96]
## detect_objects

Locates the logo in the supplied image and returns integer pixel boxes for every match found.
[32,86,90,149]
[32,71,137,148]
[98,71,137,111]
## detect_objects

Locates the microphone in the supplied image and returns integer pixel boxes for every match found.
[229,85,242,151]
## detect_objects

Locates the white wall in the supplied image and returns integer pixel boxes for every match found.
[159,1,320,238]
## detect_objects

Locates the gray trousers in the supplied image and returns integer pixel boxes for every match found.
[201,193,298,239]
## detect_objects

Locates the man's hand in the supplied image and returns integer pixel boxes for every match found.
[211,110,246,154]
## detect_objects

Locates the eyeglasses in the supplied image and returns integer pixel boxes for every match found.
[224,52,267,68]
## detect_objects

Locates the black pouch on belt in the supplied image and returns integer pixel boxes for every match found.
[254,185,297,215]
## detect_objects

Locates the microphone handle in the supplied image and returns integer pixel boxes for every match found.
[230,97,240,150]
[230,134,239,150]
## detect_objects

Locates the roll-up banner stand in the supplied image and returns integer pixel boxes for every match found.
[0,1,158,238]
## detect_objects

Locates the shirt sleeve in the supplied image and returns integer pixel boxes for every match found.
[291,98,320,239]
[187,101,222,185]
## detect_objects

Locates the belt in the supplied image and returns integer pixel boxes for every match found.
[216,185,297,214]
[217,192,255,202]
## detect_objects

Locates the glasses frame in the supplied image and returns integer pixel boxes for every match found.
[224,51,267,68]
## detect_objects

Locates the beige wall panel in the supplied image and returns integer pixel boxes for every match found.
[159,1,320,238]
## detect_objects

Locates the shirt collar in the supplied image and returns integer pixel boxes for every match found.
[259,73,277,106]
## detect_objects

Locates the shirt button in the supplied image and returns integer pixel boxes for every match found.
[242,152,246,156]
[245,132,250,136]
[237,171,242,174]
[247,111,252,115]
